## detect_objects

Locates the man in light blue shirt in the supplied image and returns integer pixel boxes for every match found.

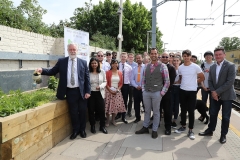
[131,54,145,123]
[127,53,138,117]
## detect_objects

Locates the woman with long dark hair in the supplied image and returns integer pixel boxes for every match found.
[105,59,126,126]
[88,58,108,134]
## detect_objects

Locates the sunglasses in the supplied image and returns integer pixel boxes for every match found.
[170,55,175,57]
[158,57,161,59]
[106,53,111,56]
[98,55,103,57]
[161,56,169,58]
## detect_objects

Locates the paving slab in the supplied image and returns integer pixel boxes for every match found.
[121,148,173,160]
[173,152,211,160]
[61,139,106,160]
[40,153,80,160]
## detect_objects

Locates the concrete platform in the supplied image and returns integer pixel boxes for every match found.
[38,108,240,160]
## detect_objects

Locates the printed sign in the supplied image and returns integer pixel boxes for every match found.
[64,27,90,63]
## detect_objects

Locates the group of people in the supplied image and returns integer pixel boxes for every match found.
[36,43,236,144]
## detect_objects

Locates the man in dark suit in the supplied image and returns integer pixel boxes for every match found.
[36,43,91,140]
[199,46,236,144]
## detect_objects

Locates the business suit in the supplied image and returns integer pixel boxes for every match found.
[41,57,91,135]
[207,60,236,136]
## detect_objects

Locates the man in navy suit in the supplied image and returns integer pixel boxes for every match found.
[36,43,91,140]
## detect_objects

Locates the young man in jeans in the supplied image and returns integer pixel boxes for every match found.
[174,49,204,140]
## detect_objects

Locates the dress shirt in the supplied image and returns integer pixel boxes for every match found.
[119,62,132,84]
[67,57,79,88]
[216,60,224,84]
[131,64,145,88]
[142,62,170,96]
[127,61,138,69]
[101,61,111,72]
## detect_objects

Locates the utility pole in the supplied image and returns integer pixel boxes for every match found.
[117,0,123,60]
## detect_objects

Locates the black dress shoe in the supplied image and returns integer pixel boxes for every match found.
[152,131,158,139]
[165,130,171,135]
[135,127,149,134]
[115,114,121,120]
[70,132,78,140]
[99,126,108,134]
[198,129,213,136]
[204,116,209,124]
[219,135,226,144]
[91,125,96,134]
[122,119,128,124]
[127,112,132,117]
[148,123,153,129]
[79,131,87,138]
[133,119,141,123]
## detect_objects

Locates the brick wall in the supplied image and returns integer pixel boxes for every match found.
[0,25,112,71]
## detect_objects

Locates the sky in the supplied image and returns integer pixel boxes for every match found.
[12,0,240,59]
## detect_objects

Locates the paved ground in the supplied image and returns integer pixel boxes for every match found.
[38,108,240,160]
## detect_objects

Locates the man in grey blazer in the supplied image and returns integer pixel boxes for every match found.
[199,46,236,144]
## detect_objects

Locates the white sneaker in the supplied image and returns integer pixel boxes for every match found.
[188,131,195,140]
[174,126,186,133]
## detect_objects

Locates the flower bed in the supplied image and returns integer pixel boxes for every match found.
[0,89,71,160]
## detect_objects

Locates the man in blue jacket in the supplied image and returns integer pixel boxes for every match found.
[36,43,91,140]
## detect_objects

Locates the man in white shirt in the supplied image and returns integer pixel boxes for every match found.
[174,49,204,140]
[115,52,132,124]
[97,51,110,72]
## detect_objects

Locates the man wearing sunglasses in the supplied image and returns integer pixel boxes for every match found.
[105,51,112,64]
[160,52,176,135]
[97,51,110,72]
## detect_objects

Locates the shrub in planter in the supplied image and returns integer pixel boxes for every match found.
[0,88,56,117]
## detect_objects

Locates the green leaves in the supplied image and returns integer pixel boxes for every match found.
[219,37,240,51]
[0,88,56,117]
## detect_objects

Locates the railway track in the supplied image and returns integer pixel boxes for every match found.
[233,91,240,110]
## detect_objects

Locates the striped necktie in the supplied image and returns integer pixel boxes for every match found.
[70,59,75,86]
[137,66,141,82]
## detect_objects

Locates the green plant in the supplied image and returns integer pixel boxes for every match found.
[48,76,59,91]
[0,88,56,117]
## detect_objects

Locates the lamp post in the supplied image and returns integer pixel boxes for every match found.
[163,43,168,51]
[117,0,123,61]
[146,30,152,53]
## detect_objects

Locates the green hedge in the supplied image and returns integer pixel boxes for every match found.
[0,88,56,117]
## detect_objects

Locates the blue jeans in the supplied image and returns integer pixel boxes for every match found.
[201,89,211,107]
[208,99,232,136]
[171,85,180,120]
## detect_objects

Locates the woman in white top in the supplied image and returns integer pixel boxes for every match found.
[171,55,182,128]
[105,59,126,126]
[88,58,108,134]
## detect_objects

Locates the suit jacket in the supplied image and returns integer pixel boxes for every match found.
[90,69,107,99]
[208,60,236,100]
[42,57,91,100]
[106,70,123,88]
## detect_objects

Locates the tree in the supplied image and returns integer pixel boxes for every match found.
[17,0,48,34]
[0,0,26,29]
[70,0,163,53]
[219,37,240,51]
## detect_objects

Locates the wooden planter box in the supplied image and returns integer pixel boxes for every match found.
[0,100,71,160]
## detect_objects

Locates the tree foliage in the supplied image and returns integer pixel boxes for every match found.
[0,0,164,53]
[219,37,240,51]
[70,0,163,53]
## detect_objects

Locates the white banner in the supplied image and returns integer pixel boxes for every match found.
[64,27,90,64]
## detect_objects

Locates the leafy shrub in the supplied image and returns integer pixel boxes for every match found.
[48,76,59,91]
[0,88,56,117]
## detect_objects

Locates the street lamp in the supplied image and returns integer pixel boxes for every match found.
[117,0,123,61]
[163,43,168,51]
[146,30,152,53]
